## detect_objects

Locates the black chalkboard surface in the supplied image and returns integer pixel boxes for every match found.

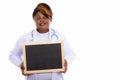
[22,41,64,74]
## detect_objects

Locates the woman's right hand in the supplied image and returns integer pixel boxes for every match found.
[20,63,32,76]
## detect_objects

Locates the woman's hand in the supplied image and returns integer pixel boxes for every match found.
[60,59,68,73]
[20,63,32,76]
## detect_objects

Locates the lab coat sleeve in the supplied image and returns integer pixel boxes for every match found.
[63,37,76,65]
[56,31,76,65]
[9,34,26,68]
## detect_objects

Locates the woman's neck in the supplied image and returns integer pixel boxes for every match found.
[37,28,49,33]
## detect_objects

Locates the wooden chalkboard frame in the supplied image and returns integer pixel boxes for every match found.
[22,41,64,74]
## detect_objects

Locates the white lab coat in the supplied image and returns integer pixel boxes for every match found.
[9,28,75,80]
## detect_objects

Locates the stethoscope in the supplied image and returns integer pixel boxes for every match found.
[30,28,59,41]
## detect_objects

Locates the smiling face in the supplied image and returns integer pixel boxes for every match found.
[33,12,51,33]
[32,3,53,33]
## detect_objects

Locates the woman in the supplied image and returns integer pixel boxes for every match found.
[9,3,75,80]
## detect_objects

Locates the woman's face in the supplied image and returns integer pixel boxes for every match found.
[33,12,51,33]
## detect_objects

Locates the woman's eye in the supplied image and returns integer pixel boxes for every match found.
[35,16,48,20]
[43,16,47,19]
[36,17,41,20]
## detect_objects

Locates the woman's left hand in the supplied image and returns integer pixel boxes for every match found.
[60,59,67,73]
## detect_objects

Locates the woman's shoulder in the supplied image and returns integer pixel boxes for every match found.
[50,28,66,40]
[50,28,63,35]
[19,31,31,38]
[16,31,32,43]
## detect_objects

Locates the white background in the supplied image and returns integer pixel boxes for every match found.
[0,0,120,80]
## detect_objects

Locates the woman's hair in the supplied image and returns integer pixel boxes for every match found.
[32,3,53,20]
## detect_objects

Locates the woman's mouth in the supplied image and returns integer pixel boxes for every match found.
[39,23,46,26]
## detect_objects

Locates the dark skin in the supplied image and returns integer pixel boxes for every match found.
[21,12,68,76]
[33,12,50,33]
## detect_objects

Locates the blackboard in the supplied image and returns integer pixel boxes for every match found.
[22,41,64,74]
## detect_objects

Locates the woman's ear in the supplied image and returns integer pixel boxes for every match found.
[33,17,36,22]
[48,16,52,22]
